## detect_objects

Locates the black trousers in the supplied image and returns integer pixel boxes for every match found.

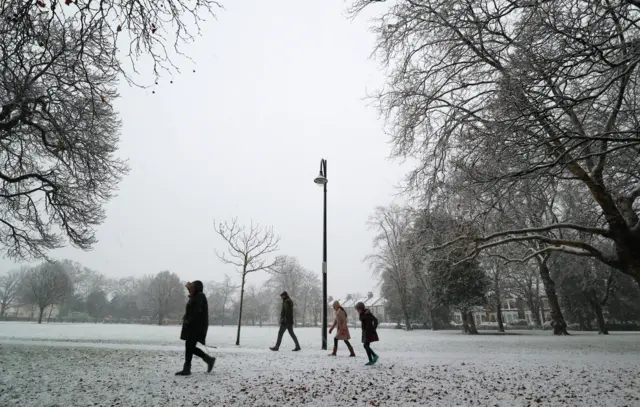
[275,324,300,348]
[363,341,377,361]
[334,337,352,348]
[185,339,207,366]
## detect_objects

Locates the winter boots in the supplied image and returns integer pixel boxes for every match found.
[175,363,191,376]
[328,345,356,357]
[270,346,301,352]
[206,355,216,373]
[175,355,216,376]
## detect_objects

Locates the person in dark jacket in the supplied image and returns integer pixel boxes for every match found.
[176,280,215,376]
[269,291,301,351]
[355,301,379,365]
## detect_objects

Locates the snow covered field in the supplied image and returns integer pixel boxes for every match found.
[1,323,639,406]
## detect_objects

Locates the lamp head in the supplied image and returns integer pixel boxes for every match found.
[314,172,328,186]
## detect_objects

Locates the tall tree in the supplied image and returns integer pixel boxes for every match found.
[20,262,73,323]
[352,0,640,290]
[0,0,219,261]
[86,290,109,323]
[366,204,414,330]
[429,257,489,335]
[214,218,282,345]
[0,268,24,316]
[507,263,544,327]
[140,271,184,325]
[216,274,238,326]
[483,256,507,333]
[60,260,107,300]
[267,255,321,325]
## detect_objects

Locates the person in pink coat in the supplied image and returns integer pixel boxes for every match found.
[328,301,355,357]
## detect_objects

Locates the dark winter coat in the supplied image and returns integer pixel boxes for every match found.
[180,282,209,345]
[359,308,379,343]
[280,297,295,325]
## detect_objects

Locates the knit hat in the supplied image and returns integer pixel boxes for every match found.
[355,301,365,310]
[280,291,288,297]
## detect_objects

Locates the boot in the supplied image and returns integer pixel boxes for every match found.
[328,346,337,356]
[206,356,216,373]
[347,345,356,357]
[175,362,191,376]
[269,346,279,351]
[292,346,301,352]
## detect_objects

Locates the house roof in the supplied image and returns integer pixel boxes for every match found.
[330,295,388,308]
[341,298,359,308]
[366,296,386,306]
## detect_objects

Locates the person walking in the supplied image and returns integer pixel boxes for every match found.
[176,280,215,376]
[355,301,379,366]
[328,300,355,357]
[269,291,301,352]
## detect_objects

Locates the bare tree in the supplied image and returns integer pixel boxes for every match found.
[139,271,184,325]
[218,274,238,326]
[483,256,507,333]
[268,256,321,326]
[0,268,25,316]
[214,218,281,345]
[20,262,73,323]
[352,0,640,290]
[0,0,220,261]
[507,263,544,327]
[60,260,107,300]
[204,275,238,325]
[366,204,414,330]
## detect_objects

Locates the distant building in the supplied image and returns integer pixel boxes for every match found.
[452,294,552,327]
[331,294,388,328]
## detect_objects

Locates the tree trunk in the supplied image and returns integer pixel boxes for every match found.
[527,298,542,326]
[428,307,437,331]
[585,289,608,334]
[467,311,479,334]
[0,302,7,317]
[496,302,505,333]
[403,308,412,330]
[461,311,469,333]
[493,269,505,332]
[158,313,164,326]
[578,319,587,331]
[47,305,54,323]
[539,262,569,335]
[236,273,247,346]
[37,306,45,324]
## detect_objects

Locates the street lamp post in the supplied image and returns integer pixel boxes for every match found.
[314,159,328,351]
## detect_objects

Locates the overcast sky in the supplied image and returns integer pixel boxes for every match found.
[1,0,407,299]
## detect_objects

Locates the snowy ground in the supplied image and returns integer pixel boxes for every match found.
[1,323,639,406]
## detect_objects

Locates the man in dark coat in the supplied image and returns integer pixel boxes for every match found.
[269,291,301,351]
[176,280,215,376]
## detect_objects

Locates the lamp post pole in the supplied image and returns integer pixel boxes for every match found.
[314,159,328,351]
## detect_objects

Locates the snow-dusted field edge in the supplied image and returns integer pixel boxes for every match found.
[1,323,639,406]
